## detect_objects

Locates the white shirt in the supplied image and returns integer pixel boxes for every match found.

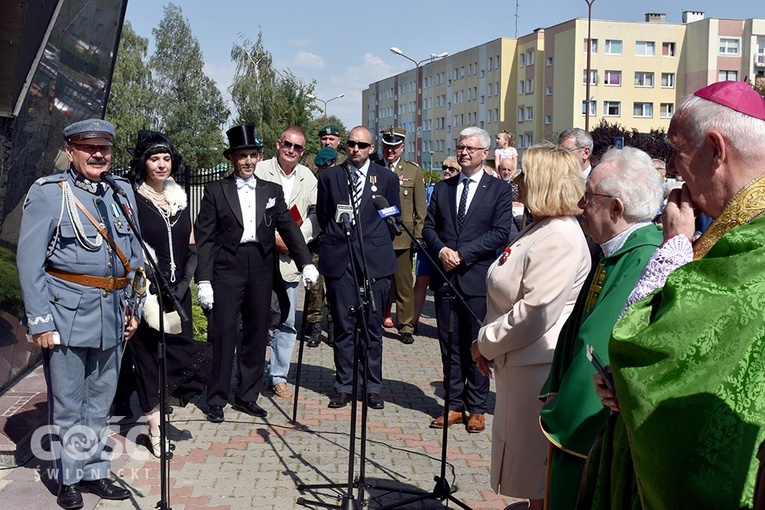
[600,221,652,257]
[352,159,371,195]
[277,163,297,204]
[237,176,258,243]
[455,172,480,214]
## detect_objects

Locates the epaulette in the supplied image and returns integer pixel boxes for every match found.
[35,172,68,185]
[404,159,420,168]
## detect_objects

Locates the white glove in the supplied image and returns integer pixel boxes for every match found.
[197,281,214,310]
[301,264,320,288]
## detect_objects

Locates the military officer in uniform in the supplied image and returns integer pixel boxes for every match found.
[17,119,141,509]
[318,124,342,149]
[380,127,427,344]
[305,147,338,347]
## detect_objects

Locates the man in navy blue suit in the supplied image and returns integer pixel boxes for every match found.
[423,127,513,433]
[316,126,400,410]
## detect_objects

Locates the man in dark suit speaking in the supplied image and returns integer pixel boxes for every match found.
[316,126,400,410]
[423,126,513,433]
[195,125,318,423]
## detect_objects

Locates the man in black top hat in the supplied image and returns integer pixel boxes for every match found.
[195,125,318,423]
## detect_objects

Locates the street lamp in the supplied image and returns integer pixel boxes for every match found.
[306,93,345,119]
[389,47,448,165]
[585,0,595,131]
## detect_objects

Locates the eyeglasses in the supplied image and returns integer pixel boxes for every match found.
[582,191,613,203]
[281,140,305,152]
[346,140,372,149]
[442,165,459,172]
[455,145,487,154]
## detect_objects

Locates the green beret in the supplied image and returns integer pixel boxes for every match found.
[314,147,338,167]
[318,125,341,137]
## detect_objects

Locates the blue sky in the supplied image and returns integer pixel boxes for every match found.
[125,0,759,130]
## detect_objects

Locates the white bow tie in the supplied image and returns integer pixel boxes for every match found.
[236,177,256,190]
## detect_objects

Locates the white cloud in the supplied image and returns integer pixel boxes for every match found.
[293,51,325,70]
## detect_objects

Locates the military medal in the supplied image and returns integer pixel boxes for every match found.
[370,175,378,192]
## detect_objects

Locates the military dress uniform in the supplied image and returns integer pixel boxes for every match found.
[387,157,426,339]
[17,166,142,487]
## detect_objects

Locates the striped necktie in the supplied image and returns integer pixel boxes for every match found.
[352,167,364,214]
[457,178,471,231]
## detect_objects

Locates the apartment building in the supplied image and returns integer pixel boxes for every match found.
[363,11,765,167]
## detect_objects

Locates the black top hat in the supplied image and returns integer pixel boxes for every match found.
[224,125,264,158]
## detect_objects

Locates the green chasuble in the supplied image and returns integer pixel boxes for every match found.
[539,224,662,508]
[581,177,765,509]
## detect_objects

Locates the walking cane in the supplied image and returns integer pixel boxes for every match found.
[291,285,312,423]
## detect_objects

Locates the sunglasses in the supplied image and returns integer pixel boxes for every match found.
[346,140,372,149]
[442,165,459,172]
[281,140,305,152]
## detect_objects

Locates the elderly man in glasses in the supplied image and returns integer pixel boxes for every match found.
[422,126,514,433]
[316,126,400,410]
[558,127,594,178]
[379,127,426,345]
[195,125,318,423]
[253,126,319,400]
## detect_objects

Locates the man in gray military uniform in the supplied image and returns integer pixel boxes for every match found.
[17,119,142,509]
[380,127,426,344]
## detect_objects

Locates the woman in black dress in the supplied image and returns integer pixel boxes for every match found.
[128,132,210,456]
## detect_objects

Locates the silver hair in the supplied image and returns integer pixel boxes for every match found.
[594,146,664,223]
[459,127,491,149]
[676,94,765,165]
[558,127,593,149]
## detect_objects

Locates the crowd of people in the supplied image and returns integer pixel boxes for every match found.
[16,80,765,509]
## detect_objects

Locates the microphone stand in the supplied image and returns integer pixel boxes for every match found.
[105,181,188,510]
[297,163,379,510]
[373,216,478,510]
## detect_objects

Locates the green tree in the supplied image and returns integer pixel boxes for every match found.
[229,31,315,159]
[590,119,672,164]
[106,21,157,168]
[151,3,229,168]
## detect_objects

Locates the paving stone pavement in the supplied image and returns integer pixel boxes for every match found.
[0,291,524,509]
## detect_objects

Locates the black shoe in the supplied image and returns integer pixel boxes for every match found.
[400,332,414,345]
[326,325,334,347]
[232,400,268,417]
[57,484,83,509]
[367,393,385,410]
[77,478,130,500]
[328,392,352,408]
[206,404,225,423]
[306,323,321,348]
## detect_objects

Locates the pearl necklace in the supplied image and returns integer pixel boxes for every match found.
[139,182,179,282]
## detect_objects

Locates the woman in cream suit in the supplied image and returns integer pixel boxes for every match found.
[471,143,591,509]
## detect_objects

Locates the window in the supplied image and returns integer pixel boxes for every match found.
[604,101,621,116]
[719,70,738,81]
[460,67,465,78]
[525,134,533,147]
[636,41,656,57]
[633,102,653,117]
[545,86,552,96]
[583,69,598,85]
[605,40,622,55]
[634,72,654,87]
[582,100,596,116]
[526,51,534,65]
[604,70,621,86]
[518,81,525,95]
[660,103,675,118]
[526,106,533,120]
[546,57,553,66]
[526,79,533,93]
[584,38,598,53]
[494,108,499,123]
[661,73,675,88]
[662,42,676,56]
[519,53,525,67]
[545,115,552,125]
[719,37,741,55]
[518,107,525,122]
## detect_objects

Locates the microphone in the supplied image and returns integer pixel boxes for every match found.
[334,201,353,233]
[372,196,402,236]
[99,171,127,196]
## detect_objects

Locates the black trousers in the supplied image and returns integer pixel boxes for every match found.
[325,266,390,395]
[207,243,273,406]
[434,288,489,414]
